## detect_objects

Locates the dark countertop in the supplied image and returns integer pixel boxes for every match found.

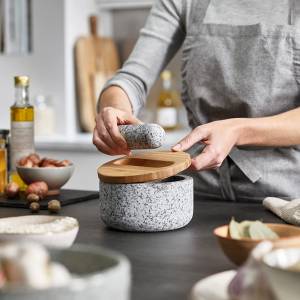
[0,192,281,300]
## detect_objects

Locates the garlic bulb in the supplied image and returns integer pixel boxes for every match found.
[0,242,71,290]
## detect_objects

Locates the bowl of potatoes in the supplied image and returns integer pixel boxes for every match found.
[16,153,74,196]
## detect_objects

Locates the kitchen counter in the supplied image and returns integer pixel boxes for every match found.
[0,193,282,300]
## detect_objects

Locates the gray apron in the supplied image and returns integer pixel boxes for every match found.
[182,0,300,202]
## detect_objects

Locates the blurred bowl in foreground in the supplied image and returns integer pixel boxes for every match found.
[262,247,300,300]
[0,244,131,300]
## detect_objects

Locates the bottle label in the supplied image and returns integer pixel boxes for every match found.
[157,108,177,128]
[10,121,34,170]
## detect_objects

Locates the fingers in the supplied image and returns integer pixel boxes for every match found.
[96,118,121,151]
[127,114,144,125]
[93,129,117,155]
[117,114,143,125]
[93,126,130,156]
[96,109,132,155]
[190,145,224,171]
[103,112,128,150]
[172,127,207,152]
[93,106,143,156]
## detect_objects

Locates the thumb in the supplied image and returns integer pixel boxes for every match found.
[117,113,143,125]
[127,115,143,125]
[172,128,206,152]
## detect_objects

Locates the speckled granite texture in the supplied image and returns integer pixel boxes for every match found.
[118,124,165,149]
[99,175,193,232]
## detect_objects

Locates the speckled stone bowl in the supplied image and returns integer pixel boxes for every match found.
[99,175,193,232]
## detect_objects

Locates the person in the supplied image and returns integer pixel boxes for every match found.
[93,0,300,202]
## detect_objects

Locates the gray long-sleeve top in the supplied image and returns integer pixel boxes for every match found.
[102,0,289,115]
[103,0,189,115]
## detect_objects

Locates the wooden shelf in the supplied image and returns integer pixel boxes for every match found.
[96,0,154,10]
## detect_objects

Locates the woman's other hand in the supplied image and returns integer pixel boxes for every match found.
[172,119,242,170]
[93,87,142,156]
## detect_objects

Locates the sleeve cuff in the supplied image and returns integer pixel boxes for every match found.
[100,76,145,116]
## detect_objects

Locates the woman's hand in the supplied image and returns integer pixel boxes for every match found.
[172,119,242,170]
[93,107,142,156]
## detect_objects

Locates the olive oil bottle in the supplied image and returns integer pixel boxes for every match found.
[157,70,180,130]
[10,76,34,189]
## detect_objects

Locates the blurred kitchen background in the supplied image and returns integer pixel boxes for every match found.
[0,0,189,191]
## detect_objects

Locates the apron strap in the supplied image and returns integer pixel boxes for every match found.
[219,158,236,201]
[290,0,300,26]
[189,0,211,36]
[291,0,300,85]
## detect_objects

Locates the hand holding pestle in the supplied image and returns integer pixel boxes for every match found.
[118,124,165,149]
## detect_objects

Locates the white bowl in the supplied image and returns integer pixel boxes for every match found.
[262,247,300,300]
[0,245,131,300]
[0,215,79,248]
[17,165,74,195]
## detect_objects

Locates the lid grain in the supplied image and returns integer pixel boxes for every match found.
[98,151,191,184]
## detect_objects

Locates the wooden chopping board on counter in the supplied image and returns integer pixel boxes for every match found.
[98,151,191,184]
[75,15,120,132]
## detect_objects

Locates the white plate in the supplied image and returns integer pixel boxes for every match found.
[0,215,79,248]
[190,270,236,300]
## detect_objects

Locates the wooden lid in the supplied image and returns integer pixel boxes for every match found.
[98,151,191,184]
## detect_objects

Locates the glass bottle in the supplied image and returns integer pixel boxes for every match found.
[156,70,180,130]
[10,76,34,189]
[34,95,55,136]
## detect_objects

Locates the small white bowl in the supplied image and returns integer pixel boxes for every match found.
[262,247,300,300]
[17,165,74,195]
[0,215,79,248]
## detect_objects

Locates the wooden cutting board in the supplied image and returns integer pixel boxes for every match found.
[75,16,120,132]
[98,151,191,184]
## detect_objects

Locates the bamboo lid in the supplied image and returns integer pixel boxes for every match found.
[98,151,191,184]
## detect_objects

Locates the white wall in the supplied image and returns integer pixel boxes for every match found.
[64,0,97,136]
[0,0,97,136]
[0,0,65,133]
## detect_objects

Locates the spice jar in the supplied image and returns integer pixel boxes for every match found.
[0,129,10,175]
[0,138,7,195]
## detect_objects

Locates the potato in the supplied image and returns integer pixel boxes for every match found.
[48,200,61,213]
[18,156,28,166]
[26,193,40,203]
[18,157,33,168]
[40,158,58,168]
[18,154,72,169]
[59,160,71,167]
[26,182,48,199]
[27,153,40,165]
[5,183,20,198]
[30,202,40,213]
